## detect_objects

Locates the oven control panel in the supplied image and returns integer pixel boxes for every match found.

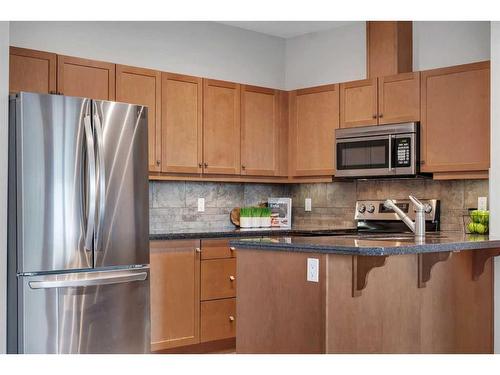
[355,199,439,221]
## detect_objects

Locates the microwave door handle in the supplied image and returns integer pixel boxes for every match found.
[388,135,392,172]
[83,112,96,251]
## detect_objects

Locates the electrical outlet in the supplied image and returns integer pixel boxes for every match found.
[305,198,312,212]
[307,258,319,282]
[197,198,205,212]
[478,197,488,211]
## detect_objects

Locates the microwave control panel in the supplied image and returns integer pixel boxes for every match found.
[394,137,411,167]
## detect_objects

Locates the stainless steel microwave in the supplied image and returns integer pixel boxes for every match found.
[335,122,419,178]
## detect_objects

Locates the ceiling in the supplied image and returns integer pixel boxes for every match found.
[217,21,357,39]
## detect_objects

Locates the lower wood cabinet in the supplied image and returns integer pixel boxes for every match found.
[150,238,237,352]
[150,239,200,351]
[201,258,237,300]
[201,298,236,342]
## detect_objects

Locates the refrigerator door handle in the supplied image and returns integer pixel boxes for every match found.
[28,271,148,290]
[93,102,106,252]
[83,112,96,252]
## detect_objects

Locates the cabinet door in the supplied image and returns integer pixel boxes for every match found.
[421,61,490,173]
[203,79,241,175]
[201,258,237,301]
[116,65,161,172]
[378,72,420,124]
[289,84,339,176]
[161,73,203,174]
[9,47,56,94]
[339,78,378,128]
[366,21,412,78]
[241,85,279,176]
[150,240,200,351]
[57,55,115,100]
[200,298,236,343]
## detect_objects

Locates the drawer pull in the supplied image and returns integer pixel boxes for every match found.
[229,247,235,251]
[195,247,202,253]
[229,275,236,281]
[229,316,235,322]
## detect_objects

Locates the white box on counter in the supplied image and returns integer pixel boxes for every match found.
[268,198,292,228]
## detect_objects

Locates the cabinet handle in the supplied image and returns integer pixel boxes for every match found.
[420,160,425,165]
[229,275,235,281]
[241,165,246,170]
[195,247,201,253]
[204,163,208,168]
[379,114,383,118]
[198,163,203,168]
[156,160,161,166]
[229,247,235,252]
[229,316,235,322]
[372,115,378,119]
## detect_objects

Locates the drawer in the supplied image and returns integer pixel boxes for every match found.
[200,239,236,260]
[200,298,236,342]
[201,258,236,300]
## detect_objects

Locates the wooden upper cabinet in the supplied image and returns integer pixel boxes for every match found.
[339,78,377,128]
[57,55,115,100]
[367,21,412,78]
[161,73,203,174]
[150,240,201,351]
[240,85,280,176]
[290,84,339,176]
[9,47,56,94]
[116,65,161,173]
[378,72,420,124]
[420,61,490,173]
[203,79,241,175]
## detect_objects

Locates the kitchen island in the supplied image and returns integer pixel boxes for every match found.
[230,233,500,354]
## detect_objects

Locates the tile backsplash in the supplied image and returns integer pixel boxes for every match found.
[149,181,291,234]
[149,179,488,233]
[292,179,488,232]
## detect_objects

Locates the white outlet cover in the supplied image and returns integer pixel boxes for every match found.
[478,197,488,210]
[305,198,312,211]
[307,258,319,282]
[197,198,205,212]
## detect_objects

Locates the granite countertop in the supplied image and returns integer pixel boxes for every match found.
[229,232,500,256]
[149,227,357,240]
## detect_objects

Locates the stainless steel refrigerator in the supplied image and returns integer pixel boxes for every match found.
[7,92,150,354]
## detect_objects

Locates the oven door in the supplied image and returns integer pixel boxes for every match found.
[336,135,395,177]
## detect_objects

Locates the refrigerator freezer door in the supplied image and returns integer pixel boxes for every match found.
[92,100,149,268]
[15,93,93,273]
[18,268,151,354]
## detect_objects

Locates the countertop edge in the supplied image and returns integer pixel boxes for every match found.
[229,238,500,256]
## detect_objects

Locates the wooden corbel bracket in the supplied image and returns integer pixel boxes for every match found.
[418,251,451,288]
[472,248,500,281]
[352,255,388,297]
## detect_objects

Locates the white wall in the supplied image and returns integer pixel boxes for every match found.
[284,21,490,89]
[9,21,491,91]
[0,21,9,354]
[490,21,500,354]
[9,21,286,89]
[413,21,491,70]
[285,22,366,90]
